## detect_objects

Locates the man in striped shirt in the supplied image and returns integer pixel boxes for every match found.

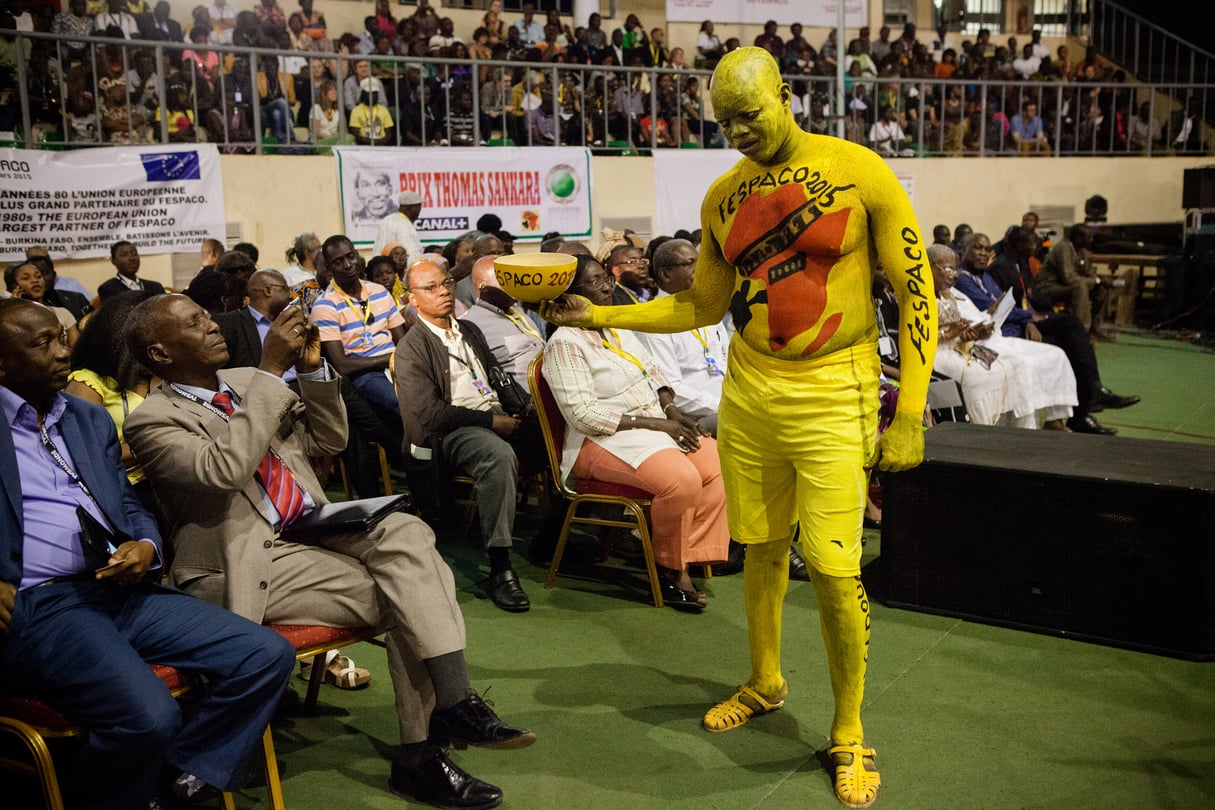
[312,235,405,416]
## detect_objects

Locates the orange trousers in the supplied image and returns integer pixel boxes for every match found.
[572,438,730,570]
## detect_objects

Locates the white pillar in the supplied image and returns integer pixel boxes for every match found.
[572,0,598,29]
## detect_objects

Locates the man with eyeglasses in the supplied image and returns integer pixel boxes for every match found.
[639,239,812,582]
[607,243,655,305]
[215,269,299,388]
[636,239,727,437]
[394,261,533,614]
[312,235,405,417]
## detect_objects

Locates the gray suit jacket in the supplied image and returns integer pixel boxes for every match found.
[124,368,347,621]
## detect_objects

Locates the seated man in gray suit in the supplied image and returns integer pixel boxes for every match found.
[214,267,372,686]
[124,294,534,810]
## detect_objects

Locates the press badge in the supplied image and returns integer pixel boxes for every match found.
[472,379,494,398]
[705,356,725,376]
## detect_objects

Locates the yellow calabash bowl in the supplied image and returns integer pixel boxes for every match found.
[493,253,578,303]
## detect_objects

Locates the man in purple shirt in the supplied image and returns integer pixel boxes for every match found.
[0,298,296,810]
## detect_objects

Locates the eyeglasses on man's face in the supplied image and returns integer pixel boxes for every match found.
[615,256,648,267]
[411,278,457,293]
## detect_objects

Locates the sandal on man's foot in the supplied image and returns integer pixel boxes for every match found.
[324,655,371,689]
[701,680,788,733]
[827,743,880,808]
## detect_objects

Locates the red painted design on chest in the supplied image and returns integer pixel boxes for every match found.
[722,183,851,353]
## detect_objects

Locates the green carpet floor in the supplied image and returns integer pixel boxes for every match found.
[8,331,1215,809]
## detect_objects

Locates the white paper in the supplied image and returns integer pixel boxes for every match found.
[991,291,1015,333]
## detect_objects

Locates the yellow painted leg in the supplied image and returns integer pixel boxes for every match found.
[811,568,879,807]
[744,535,793,697]
[702,533,793,733]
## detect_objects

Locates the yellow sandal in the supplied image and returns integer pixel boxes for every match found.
[701,680,788,733]
[828,743,880,808]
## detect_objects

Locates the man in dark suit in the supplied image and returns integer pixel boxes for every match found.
[0,299,295,810]
[138,1,183,45]
[97,240,167,303]
[215,268,293,376]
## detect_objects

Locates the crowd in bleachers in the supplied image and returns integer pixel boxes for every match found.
[2,0,1208,155]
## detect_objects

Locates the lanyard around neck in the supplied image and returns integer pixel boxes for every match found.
[169,383,234,420]
[330,282,372,325]
[447,333,481,381]
[503,307,543,341]
[39,421,96,503]
[601,328,647,376]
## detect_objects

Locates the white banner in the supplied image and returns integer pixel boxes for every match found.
[665,0,867,28]
[335,147,593,247]
[0,145,226,262]
[655,151,741,237]
[654,149,913,236]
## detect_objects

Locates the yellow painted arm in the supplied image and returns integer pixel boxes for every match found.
[585,188,736,334]
[864,159,937,471]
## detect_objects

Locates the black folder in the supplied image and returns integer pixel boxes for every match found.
[280,494,410,543]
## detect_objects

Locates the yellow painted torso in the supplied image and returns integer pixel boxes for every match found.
[706,132,898,361]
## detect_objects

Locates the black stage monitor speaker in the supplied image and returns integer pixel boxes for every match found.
[1182,166,1215,209]
[881,423,1215,660]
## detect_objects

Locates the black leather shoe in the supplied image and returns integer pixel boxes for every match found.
[1070,414,1117,435]
[659,577,706,613]
[390,748,503,810]
[714,540,746,576]
[1089,386,1140,412]
[484,569,530,613]
[429,692,537,750]
[788,546,811,581]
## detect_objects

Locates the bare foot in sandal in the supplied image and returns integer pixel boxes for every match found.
[828,743,880,808]
[702,679,788,732]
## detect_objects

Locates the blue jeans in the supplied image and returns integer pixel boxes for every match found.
[352,368,401,416]
[262,97,294,143]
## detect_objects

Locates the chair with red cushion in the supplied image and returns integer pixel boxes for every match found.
[0,665,248,810]
[264,624,383,711]
[0,629,384,810]
[527,352,666,607]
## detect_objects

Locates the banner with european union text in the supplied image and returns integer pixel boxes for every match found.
[0,145,225,262]
[334,146,593,248]
[664,0,867,27]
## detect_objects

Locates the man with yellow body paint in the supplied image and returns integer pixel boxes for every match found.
[543,47,936,808]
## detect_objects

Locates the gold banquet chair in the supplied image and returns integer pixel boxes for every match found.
[527,352,666,607]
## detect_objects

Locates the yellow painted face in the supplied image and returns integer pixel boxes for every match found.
[711,47,794,165]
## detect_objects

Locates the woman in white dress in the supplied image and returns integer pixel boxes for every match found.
[928,244,1076,428]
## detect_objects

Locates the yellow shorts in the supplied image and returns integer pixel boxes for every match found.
[718,337,880,577]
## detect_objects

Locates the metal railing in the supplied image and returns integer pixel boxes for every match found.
[1088,0,1215,86]
[2,29,1211,158]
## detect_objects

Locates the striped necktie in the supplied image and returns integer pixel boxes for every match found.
[211,392,308,528]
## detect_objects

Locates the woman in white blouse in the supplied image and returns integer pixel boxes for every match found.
[543,255,729,611]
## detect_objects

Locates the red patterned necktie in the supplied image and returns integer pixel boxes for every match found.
[211,392,308,527]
